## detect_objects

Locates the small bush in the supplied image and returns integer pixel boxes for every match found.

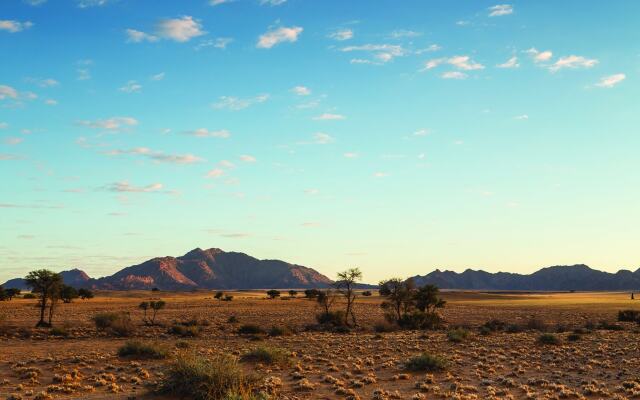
[447,327,470,343]
[567,333,581,342]
[118,340,168,359]
[237,324,265,335]
[93,312,135,337]
[618,310,640,322]
[268,325,292,337]
[526,318,547,331]
[362,291,372,297]
[228,316,239,323]
[537,333,561,345]
[373,321,397,333]
[168,324,200,337]
[240,346,291,366]
[404,352,447,372]
[598,321,624,331]
[49,326,69,337]
[175,340,190,349]
[397,311,443,330]
[315,311,346,327]
[482,319,506,332]
[159,353,258,400]
[23,293,37,299]
[505,324,523,333]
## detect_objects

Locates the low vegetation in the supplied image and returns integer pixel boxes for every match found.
[240,346,291,366]
[538,333,561,345]
[159,353,258,400]
[379,278,445,330]
[403,352,447,372]
[118,340,168,359]
[93,312,135,336]
[447,327,470,343]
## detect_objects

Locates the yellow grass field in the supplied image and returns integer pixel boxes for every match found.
[1,291,639,399]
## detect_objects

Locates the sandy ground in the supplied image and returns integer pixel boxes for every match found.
[1,291,639,399]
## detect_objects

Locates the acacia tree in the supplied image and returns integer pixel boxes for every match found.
[60,285,79,303]
[378,279,446,330]
[266,289,280,299]
[6,288,21,300]
[316,289,337,317]
[335,268,362,327]
[25,269,63,327]
[139,300,166,326]
[379,278,416,323]
[288,290,298,298]
[78,288,94,300]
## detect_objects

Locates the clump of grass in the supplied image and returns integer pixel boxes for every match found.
[481,319,506,332]
[537,333,561,345]
[237,324,265,335]
[168,324,201,337]
[159,353,258,400]
[268,325,292,337]
[49,326,69,337]
[118,340,168,359]
[92,312,135,337]
[618,309,640,322]
[227,316,239,324]
[240,346,291,366]
[373,321,397,333]
[525,317,547,332]
[403,352,447,372]
[175,340,190,349]
[447,327,470,343]
[567,333,581,342]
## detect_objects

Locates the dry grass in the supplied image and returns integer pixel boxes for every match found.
[1,290,639,399]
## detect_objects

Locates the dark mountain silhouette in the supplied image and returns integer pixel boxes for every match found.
[2,248,333,290]
[410,264,640,291]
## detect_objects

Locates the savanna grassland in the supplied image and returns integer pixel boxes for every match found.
[1,291,640,400]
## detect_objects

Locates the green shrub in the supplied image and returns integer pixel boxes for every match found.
[49,326,69,337]
[482,319,506,332]
[237,324,265,335]
[373,321,397,333]
[404,352,447,372]
[598,321,624,331]
[315,311,346,326]
[567,333,581,342]
[159,353,258,400]
[447,327,470,343]
[268,325,291,337]
[168,324,200,337]
[22,293,37,299]
[228,316,239,324]
[397,311,442,330]
[175,340,190,349]
[525,318,547,331]
[505,324,523,333]
[118,340,168,359]
[240,346,291,366]
[93,312,135,337]
[537,333,561,345]
[618,310,640,322]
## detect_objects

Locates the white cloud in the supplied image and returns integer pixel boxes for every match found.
[291,86,311,96]
[422,55,484,72]
[44,99,58,106]
[441,71,468,79]
[209,0,234,4]
[341,44,406,63]
[260,0,287,5]
[328,29,353,41]
[78,116,138,131]
[595,73,626,88]
[488,4,513,17]
[24,0,47,5]
[119,80,142,93]
[497,56,519,68]
[344,152,359,158]
[389,29,421,38]
[0,122,8,129]
[0,85,19,99]
[313,132,334,144]
[413,129,430,136]
[373,172,389,178]
[206,168,225,178]
[27,77,59,88]
[77,0,112,7]
[0,153,21,161]
[525,48,553,63]
[150,72,165,81]
[304,189,319,195]
[126,28,158,43]
[257,26,303,49]
[211,94,269,110]
[195,37,233,50]
[107,181,165,193]
[313,113,345,121]
[105,147,203,164]
[0,20,34,33]
[240,155,256,163]
[157,16,205,42]
[183,128,230,138]
[549,55,598,72]
[415,44,442,54]
[514,114,529,120]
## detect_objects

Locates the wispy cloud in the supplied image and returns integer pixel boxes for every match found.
[128,16,205,44]
[549,55,598,72]
[441,71,467,79]
[240,155,256,163]
[595,73,626,88]
[119,80,142,93]
[313,113,346,121]
[497,56,519,68]
[194,37,233,50]
[328,29,353,41]
[183,128,230,138]
[27,77,60,88]
[291,86,311,96]
[211,94,269,110]
[106,181,166,193]
[0,20,33,33]
[126,28,158,43]
[77,116,138,132]
[77,0,113,8]
[488,4,513,17]
[257,26,303,49]
[389,29,421,39]
[341,44,407,64]
[260,0,287,5]
[422,55,484,73]
[524,48,553,63]
[105,147,204,164]
[312,132,334,144]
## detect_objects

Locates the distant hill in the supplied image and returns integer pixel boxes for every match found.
[2,248,333,291]
[410,264,640,291]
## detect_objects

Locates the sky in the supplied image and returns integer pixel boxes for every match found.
[1,0,639,284]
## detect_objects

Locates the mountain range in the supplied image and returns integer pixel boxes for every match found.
[410,264,640,291]
[2,248,333,291]
[3,248,639,292]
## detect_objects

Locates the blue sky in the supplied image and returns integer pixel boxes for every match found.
[1,0,639,283]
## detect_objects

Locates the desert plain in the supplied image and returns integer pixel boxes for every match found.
[1,290,639,400]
